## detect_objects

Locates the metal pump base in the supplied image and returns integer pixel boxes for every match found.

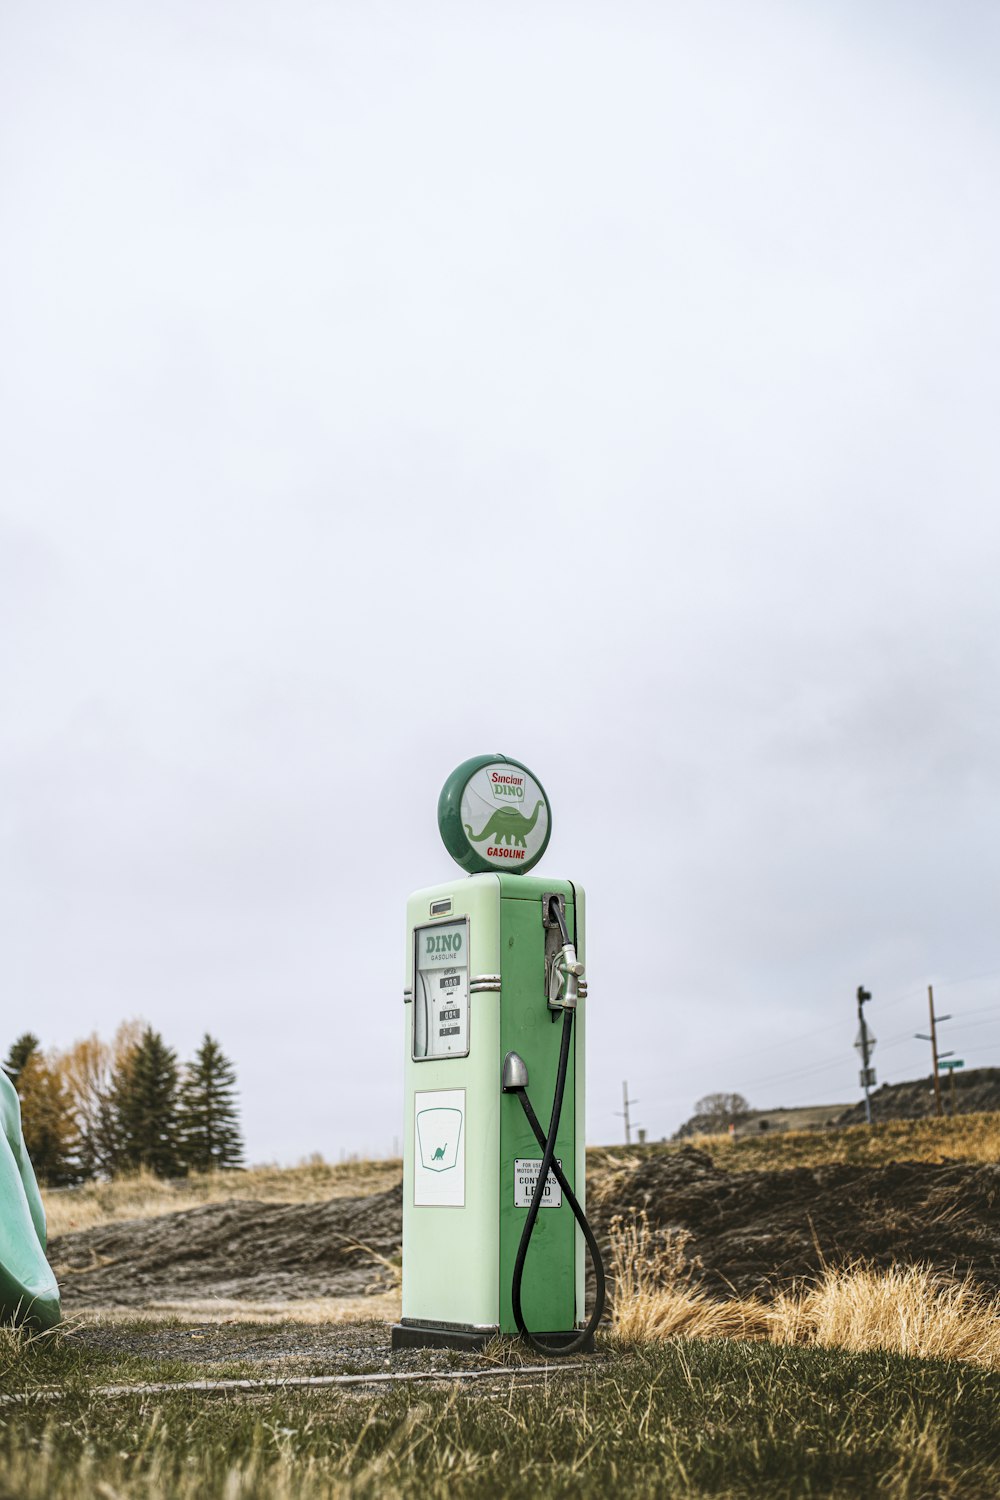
[391,1319,593,1353]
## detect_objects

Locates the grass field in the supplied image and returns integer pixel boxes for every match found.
[41,1111,1000,1239]
[16,1112,999,1497]
[2,1327,999,1499]
[590,1109,1000,1179]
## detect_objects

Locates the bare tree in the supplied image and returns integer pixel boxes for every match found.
[692,1092,752,1129]
[56,1020,145,1178]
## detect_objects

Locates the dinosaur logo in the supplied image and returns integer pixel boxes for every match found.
[416,1106,462,1172]
[464,799,544,849]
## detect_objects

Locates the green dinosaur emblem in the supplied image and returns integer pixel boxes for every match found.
[465,800,544,848]
[431,1145,446,1161]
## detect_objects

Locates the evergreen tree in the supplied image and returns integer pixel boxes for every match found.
[16,1052,79,1186]
[179,1035,244,1172]
[111,1027,182,1177]
[3,1033,40,1090]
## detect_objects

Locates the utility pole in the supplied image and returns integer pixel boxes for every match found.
[616,1080,639,1146]
[855,986,877,1125]
[915,985,952,1119]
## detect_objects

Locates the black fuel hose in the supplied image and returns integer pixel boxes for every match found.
[509,902,606,1357]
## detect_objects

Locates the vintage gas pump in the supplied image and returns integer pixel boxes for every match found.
[393,754,605,1355]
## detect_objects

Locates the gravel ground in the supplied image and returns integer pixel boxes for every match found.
[67,1319,591,1379]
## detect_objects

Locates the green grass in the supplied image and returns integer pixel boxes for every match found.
[2,1326,998,1498]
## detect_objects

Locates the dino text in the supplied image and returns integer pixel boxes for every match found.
[491,771,524,800]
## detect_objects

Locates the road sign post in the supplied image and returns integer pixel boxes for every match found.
[940,1058,964,1115]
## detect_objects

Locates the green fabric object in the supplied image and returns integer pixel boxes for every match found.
[0,1070,61,1329]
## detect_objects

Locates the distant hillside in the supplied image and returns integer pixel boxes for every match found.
[675,1104,847,1139]
[674,1066,1000,1138]
[837,1066,1000,1126]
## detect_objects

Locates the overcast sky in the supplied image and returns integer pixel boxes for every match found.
[3,1,999,1162]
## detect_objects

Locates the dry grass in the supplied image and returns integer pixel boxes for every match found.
[592,1110,1000,1176]
[609,1210,1000,1368]
[585,1149,645,1207]
[42,1157,403,1238]
[767,1262,1000,1366]
[609,1212,767,1342]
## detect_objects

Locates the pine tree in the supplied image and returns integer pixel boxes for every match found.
[3,1033,40,1090]
[179,1035,244,1172]
[111,1027,182,1177]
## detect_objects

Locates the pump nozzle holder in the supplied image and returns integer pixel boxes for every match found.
[502,1052,529,1092]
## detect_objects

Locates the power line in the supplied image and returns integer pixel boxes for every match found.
[947,1016,1000,1036]
[626,991,1000,1120]
[945,1002,1000,1022]
[934,966,1000,988]
[641,989,998,1088]
[740,1056,853,1091]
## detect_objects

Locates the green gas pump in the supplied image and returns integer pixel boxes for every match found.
[393,755,604,1355]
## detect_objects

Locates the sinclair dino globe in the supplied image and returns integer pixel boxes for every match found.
[436,755,552,875]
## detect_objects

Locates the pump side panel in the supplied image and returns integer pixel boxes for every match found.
[498,876,577,1335]
[402,876,501,1330]
[572,882,586,1326]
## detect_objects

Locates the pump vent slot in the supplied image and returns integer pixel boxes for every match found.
[429,899,453,917]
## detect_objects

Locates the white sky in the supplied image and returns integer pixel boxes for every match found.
[3,0,999,1160]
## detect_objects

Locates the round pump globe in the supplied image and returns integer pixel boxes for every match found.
[437,754,552,875]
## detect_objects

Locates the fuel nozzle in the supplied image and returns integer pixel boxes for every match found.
[551,944,584,1009]
[546,895,585,1011]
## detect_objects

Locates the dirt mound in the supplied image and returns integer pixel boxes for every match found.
[52,1186,402,1307]
[590,1146,1000,1298]
[51,1150,1000,1311]
[837,1068,1000,1127]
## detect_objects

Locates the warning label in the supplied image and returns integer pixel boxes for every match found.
[513,1158,563,1209]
